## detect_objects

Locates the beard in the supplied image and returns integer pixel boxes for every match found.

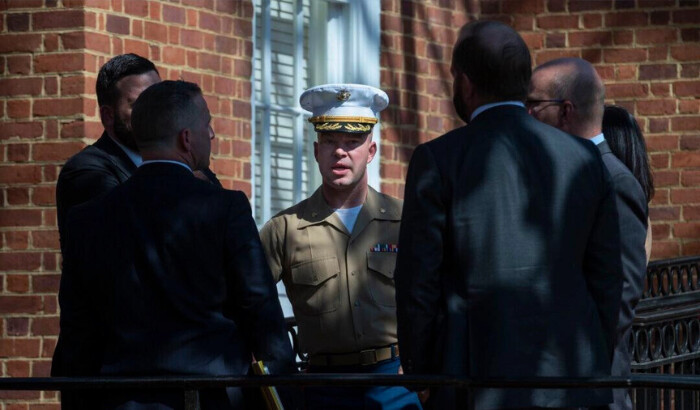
[453,93,470,124]
[113,114,139,152]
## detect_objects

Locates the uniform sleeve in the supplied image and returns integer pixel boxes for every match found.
[224,192,295,374]
[259,217,285,283]
[395,143,446,375]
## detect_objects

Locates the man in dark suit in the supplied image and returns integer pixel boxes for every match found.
[395,21,623,409]
[528,57,648,410]
[55,53,219,247]
[54,80,295,409]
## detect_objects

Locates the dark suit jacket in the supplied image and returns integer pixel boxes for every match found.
[597,140,648,410]
[55,133,222,250]
[396,105,623,409]
[54,162,295,409]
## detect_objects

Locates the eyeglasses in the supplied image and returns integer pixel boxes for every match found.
[525,99,566,109]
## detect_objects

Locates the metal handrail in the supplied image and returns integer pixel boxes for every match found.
[1,374,700,391]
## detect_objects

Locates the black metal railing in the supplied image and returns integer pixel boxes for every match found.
[1,374,700,410]
[631,256,700,409]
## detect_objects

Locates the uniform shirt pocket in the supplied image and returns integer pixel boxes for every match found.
[289,256,340,315]
[366,252,397,307]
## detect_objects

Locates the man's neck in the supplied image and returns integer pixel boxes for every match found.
[321,181,368,209]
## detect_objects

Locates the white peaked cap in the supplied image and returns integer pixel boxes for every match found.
[300,83,389,133]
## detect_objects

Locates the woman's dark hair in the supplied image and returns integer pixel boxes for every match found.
[602,105,654,202]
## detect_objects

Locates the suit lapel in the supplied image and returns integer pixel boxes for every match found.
[93,132,138,177]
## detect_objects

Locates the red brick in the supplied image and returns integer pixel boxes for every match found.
[163,4,186,24]
[536,15,578,29]
[654,170,680,186]
[7,55,31,74]
[31,317,59,336]
[162,46,186,65]
[568,31,612,47]
[583,13,603,28]
[605,12,649,27]
[0,294,42,314]
[124,0,148,16]
[0,0,43,7]
[5,317,29,336]
[0,77,42,96]
[32,274,60,293]
[637,99,676,115]
[571,0,613,11]
[671,45,700,62]
[652,223,671,239]
[502,0,544,13]
[606,83,649,98]
[7,100,30,119]
[0,165,42,184]
[6,360,30,377]
[679,100,700,114]
[681,135,700,151]
[181,28,204,48]
[674,81,700,97]
[32,230,59,249]
[0,338,41,358]
[649,117,669,133]
[646,135,678,151]
[32,186,56,206]
[671,188,700,203]
[681,28,699,42]
[33,10,85,30]
[650,11,671,25]
[672,9,700,24]
[32,360,54,377]
[5,231,29,250]
[651,240,679,260]
[199,11,221,32]
[7,13,30,31]
[604,48,647,63]
[124,38,150,59]
[7,274,30,292]
[649,206,680,221]
[674,222,700,238]
[60,75,91,95]
[106,14,130,35]
[637,28,678,45]
[639,64,677,80]
[145,22,168,43]
[33,98,83,117]
[639,0,676,6]
[672,116,700,131]
[34,53,85,73]
[651,83,670,97]
[199,53,221,71]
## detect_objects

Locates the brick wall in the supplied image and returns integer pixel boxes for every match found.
[379,0,700,260]
[0,0,699,407]
[0,0,253,407]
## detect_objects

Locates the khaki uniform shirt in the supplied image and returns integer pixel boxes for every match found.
[259,186,402,355]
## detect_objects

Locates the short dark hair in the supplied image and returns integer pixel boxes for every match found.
[96,53,159,107]
[452,20,532,102]
[131,80,203,151]
[602,105,654,202]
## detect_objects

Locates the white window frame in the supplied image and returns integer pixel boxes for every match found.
[251,0,381,225]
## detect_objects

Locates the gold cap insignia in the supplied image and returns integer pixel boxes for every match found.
[336,89,350,101]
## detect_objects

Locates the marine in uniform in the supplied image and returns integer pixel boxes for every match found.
[260,84,422,410]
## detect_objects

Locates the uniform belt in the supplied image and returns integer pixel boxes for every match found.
[309,344,399,367]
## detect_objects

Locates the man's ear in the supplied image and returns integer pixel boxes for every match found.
[367,138,377,164]
[99,105,114,129]
[178,128,192,152]
[459,72,475,100]
[559,100,576,129]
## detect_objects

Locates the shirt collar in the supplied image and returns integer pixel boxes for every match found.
[109,135,143,167]
[140,160,193,172]
[470,101,525,122]
[590,133,606,146]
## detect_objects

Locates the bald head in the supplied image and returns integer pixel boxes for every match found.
[452,20,532,103]
[529,58,605,137]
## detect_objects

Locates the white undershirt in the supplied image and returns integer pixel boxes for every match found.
[335,205,363,233]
